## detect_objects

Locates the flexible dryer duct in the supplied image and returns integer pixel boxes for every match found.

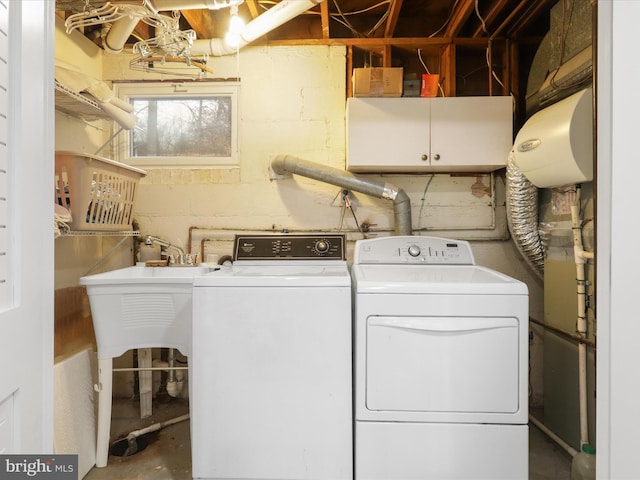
[505,152,544,279]
[271,155,412,236]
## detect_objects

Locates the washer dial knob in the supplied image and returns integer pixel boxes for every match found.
[408,245,421,257]
[314,240,330,254]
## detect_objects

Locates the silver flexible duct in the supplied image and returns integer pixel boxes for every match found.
[506,152,545,279]
[271,155,412,236]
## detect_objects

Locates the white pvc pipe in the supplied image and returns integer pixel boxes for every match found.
[191,0,325,56]
[104,0,324,58]
[529,414,578,458]
[151,0,241,10]
[103,15,141,54]
[571,186,593,449]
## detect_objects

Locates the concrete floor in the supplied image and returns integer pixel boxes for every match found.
[83,398,572,480]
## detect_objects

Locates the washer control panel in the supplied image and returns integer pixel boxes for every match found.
[353,236,475,265]
[234,234,345,261]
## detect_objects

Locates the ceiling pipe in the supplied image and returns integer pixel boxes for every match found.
[189,0,325,57]
[150,0,243,10]
[271,155,412,236]
[103,14,143,54]
[103,0,324,58]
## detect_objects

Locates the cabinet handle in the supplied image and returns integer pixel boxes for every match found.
[433,154,441,161]
[421,154,428,161]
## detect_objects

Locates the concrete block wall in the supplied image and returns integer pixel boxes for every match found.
[56,26,544,403]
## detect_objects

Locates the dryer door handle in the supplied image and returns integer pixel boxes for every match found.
[368,316,517,333]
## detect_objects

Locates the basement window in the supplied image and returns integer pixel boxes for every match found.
[114,82,239,168]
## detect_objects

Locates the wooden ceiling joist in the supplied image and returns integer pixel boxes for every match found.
[491,0,540,39]
[245,0,260,20]
[507,0,554,37]
[384,0,404,38]
[320,0,330,39]
[180,9,217,40]
[472,0,510,37]
[443,0,476,38]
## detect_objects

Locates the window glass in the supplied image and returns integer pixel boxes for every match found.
[115,82,238,167]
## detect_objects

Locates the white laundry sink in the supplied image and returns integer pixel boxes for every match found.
[80,264,217,359]
[84,263,216,281]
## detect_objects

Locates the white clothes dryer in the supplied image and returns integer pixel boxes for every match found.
[191,234,352,480]
[351,236,529,480]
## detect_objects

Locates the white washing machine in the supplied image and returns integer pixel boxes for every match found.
[351,236,529,480]
[191,234,352,480]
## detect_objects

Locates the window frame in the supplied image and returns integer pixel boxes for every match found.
[114,81,239,168]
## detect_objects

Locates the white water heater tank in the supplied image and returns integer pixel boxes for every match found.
[512,87,592,188]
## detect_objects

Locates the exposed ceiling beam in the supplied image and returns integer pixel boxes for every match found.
[181,9,217,40]
[245,0,260,20]
[320,0,330,39]
[491,0,539,39]
[384,0,403,38]
[508,0,554,37]
[443,0,476,38]
[472,0,510,37]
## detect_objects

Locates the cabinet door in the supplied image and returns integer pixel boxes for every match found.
[347,97,430,172]
[430,96,513,171]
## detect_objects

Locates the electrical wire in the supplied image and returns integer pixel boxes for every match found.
[417,49,445,97]
[344,195,365,236]
[366,1,393,37]
[426,0,461,38]
[473,0,506,91]
[332,0,363,37]
[474,0,488,35]
[417,174,435,230]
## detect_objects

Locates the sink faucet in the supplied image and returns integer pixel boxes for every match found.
[144,235,186,265]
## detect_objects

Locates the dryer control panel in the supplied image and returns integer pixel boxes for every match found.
[234,234,345,261]
[353,236,475,265]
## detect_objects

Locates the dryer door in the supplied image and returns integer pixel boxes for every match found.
[366,315,519,415]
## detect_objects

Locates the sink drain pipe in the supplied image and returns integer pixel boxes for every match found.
[271,155,412,236]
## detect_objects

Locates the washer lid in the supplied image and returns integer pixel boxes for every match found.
[193,264,351,287]
[351,264,528,295]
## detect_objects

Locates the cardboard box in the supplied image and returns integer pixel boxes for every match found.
[353,68,403,97]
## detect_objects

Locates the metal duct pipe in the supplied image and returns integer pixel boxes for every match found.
[271,155,412,236]
[505,152,544,278]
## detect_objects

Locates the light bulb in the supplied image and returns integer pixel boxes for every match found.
[229,10,245,34]
[225,4,245,47]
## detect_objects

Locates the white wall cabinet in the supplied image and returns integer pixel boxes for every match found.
[346,96,513,173]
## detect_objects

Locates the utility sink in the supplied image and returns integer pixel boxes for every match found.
[80,263,219,469]
[80,263,218,359]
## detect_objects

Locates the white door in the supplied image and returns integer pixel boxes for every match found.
[0,0,54,453]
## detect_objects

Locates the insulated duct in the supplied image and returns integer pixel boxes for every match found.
[271,155,412,236]
[506,153,544,279]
